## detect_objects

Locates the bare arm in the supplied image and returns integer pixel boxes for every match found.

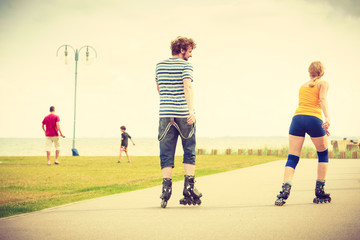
[130,138,135,146]
[183,78,195,125]
[42,124,46,134]
[156,82,160,95]
[318,81,330,134]
[56,122,64,137]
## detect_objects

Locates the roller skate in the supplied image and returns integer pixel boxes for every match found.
[160,178,172,208]
[179,175,202,206]
[275,182,292,206]
[313,180,331,204]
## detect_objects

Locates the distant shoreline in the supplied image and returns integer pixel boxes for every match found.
[0,136,355,157]
[0,136,356,139]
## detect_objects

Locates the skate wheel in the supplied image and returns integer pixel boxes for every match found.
[313,198,319,204]
[328,198,331,203]
[275,199,285,206]
[179,198,188,205]
[161,200,167,208]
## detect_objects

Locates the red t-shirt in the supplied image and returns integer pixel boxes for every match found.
[42,114,60,137]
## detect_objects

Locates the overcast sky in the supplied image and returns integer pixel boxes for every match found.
[0,0,359,138]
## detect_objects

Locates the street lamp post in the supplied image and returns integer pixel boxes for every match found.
[56,45,97,156]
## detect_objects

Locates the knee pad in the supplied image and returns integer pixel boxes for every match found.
[317,149,329,163]
[285,154,300,169]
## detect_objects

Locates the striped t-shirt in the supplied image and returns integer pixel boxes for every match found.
[155,58,194,118]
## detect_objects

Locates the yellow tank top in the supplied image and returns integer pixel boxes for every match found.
[294,84,323,120]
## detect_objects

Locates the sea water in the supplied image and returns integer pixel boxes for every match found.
[0,136,323,156]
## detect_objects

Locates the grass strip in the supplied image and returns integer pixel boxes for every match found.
[0,155,280,218]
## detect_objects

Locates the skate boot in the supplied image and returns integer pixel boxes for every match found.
[160,178,172,208]
[313,180,331,204]
[275,182,292,206]
[179,175,202,206]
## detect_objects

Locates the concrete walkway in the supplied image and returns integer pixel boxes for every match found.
[1,159,359,240]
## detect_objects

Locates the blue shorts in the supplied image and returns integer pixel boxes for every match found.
[158,118,196,169]
[289,115,326,137]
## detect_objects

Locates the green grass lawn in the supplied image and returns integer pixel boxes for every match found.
[0,155,280,218]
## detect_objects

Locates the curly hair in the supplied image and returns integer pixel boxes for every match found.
[170,36,196,55]
[308,61,325,87]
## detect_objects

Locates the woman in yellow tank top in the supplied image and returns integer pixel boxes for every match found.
[275,61,331,206]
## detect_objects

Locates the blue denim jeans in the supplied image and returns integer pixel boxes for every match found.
[158,117,196,169]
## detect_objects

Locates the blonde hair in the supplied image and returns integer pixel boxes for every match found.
[308,61,324,87]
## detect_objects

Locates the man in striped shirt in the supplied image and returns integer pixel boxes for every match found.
[156,36,202,208]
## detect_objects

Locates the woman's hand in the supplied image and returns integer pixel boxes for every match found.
[322,117,330,136]
[322,118,330,130]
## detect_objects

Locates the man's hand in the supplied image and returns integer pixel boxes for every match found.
[187,112,196,125]
[42,124,46,135]
[183,78,195,125]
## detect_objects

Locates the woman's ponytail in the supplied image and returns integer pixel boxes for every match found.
[308,61,324,88]
[309,76,321,87]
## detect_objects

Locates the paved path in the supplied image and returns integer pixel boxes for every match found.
[1,159,360,240]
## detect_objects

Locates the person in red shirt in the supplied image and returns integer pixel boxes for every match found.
[42,106,64,165]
